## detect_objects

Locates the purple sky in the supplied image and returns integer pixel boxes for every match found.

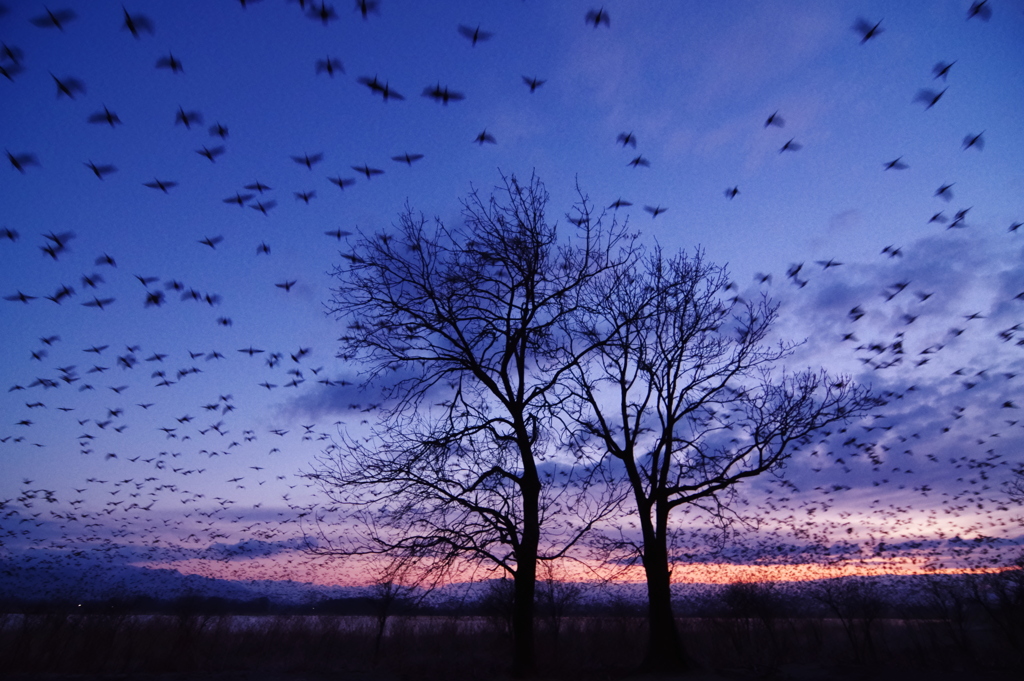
[1,0,1022,594]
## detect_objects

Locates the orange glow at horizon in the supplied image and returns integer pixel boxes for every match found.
[139,551,1013,590]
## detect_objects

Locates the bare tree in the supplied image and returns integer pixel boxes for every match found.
[310,173,634,677]
[563,248,882,672]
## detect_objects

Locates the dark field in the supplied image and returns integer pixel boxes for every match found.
[2,592,1022,681]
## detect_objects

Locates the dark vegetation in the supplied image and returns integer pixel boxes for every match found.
[2,568,1021,679]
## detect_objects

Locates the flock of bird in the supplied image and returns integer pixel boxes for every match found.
[1,0,1022,601]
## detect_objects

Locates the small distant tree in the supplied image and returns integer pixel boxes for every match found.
[310,173,634,677]
[563,248,881,672]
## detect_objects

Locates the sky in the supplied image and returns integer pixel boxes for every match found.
[1,0,1023,598]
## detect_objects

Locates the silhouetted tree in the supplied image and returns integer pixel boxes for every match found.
[311,173,633,677]
[562,248,882,672]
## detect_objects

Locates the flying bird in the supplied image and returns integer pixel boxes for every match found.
[2,42,24,65]
[292,153,324,169]
[155,53,183,73]
[307,1,338,25]
[765,111,785,128]
[51,74,86,98]
[853,18,883,43]
[328,176,356,190]
[780,139,802,153]
[252,200,277,215]
[522,76,546,92]
[644,205,667,218]
[122,9,154,38]
[617,132,637,148]
[962,132,984,150]
[935,183,954,201]
[224,192,254,206]
[199,236,224,249]
[458,25,493,45]
[87,106,122,127]
[357,75,403,101]
[209,123,229,139]
[422,84,464,104]
[7,151,40,173]
[325,229,352,240]
[884,157,908,170]
[315,57,344,76]
[175,107,202,128]
[294,190,316,203]
[608,199,632,209]
[197,146,225,162]
[933,61,955,80]
[84,161,117,179]
[276,281,297,292]
[143,179,177,193]
[31,7,76,30]
[0,62,23,81]
[245,181,271,193]
[914,88,947,109]
[724,186,739,199]
[355,0,380,19]
[474,130,496,145]
[352,164,383,179]
[392,153,424,165]
[586,8,610,27]
[628,155,650,168]
[967,1,991,21]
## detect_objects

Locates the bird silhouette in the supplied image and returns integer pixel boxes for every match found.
[328,176,356,190]
[292,153,324,169]
[352,164,383,179]
[175,107,202,128]
[156,53,183,73]
[853,18,883,43]
[422,83,464,104]
[962,132,984,150]
[522,76,546,92]
[197,146,225,162]
[315,57,343,76]
[933,61,956,80]
[122,9,154,38]
[474,130,497,145]
[914,88,947,109]
[458,25,493,45]
[31,7,76,31]
[87,106,122,126]
[617,132,637,147]
[586,7,610,27]
[967,1,991,21]
[144,179,177,193]
[85,161,117,179]
[51,74,86,98]
[7,151,40,173]
[357,75,403,101]
[391,153,424,165]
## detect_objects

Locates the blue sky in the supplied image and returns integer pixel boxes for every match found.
[1,0,1023,593]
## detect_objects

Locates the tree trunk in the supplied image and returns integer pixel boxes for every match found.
[512,551,537,678]
[511,471,540,678]
[640,512,691,673]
